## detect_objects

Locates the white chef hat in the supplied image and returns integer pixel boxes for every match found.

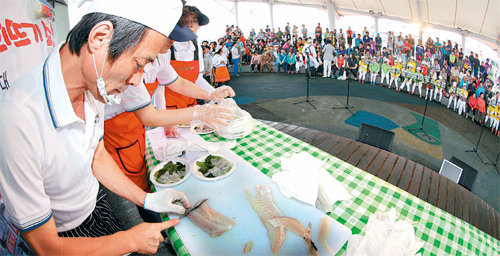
[84,0,184,38]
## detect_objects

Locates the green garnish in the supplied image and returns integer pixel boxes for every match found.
[154,161,186,184]
[196,155,232,178]
[196,155,222,174]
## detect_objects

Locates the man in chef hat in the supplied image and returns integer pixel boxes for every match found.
[0,0,194,255]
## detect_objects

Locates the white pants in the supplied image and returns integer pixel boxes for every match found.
[412,82,422,95]
[401,79,412,91]
[457,99,466,115]
[434,89,443,102]
[426,88,434,101]
[381,72,390,84]
[485,108,492,123]
[447,95,457,110]
[296,62,304,72]
[370,73,378,83]
[490,118,499,131]
[323,60,332,77]
[390,75,399,89]
[359,71,367,82]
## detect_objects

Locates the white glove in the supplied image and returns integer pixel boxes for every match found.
[192,104,233,129]
[208,86,235,102]
[143,188,190,214]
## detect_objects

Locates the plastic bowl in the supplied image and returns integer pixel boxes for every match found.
[191,153,237,181]
[150,158,191,188]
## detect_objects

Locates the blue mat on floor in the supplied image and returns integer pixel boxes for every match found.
[345,111,399,131]
[234,96,256,105]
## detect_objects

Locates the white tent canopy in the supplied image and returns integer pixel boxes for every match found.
[229,0,499,50]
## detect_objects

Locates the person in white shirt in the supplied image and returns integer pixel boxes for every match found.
[303,38,319,77]
[103,18,234,231]
[322,39,335,78]
[212,46,230,86]
[157,5,215,110]
[231,41,241,77]
[0,1,196,255]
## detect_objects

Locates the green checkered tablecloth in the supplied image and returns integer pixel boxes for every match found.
[145,121,499,256]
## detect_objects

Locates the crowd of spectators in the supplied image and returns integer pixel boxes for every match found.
[200,23,500,136]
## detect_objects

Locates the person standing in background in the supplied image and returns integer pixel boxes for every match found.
[301,24,308,39]
[231,40,241,77]
[322,40,335,78]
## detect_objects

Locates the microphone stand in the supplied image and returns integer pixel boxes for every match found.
[294,45,317,109]
[407,93,441,144]
[485,149,499,174]
[332,58,355,116]
[465,123,485,163]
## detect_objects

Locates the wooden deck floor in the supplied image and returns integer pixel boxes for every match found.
[261,120,500,240]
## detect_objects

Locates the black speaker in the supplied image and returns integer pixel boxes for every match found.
[357,123,395,152]
[450,156,478,191]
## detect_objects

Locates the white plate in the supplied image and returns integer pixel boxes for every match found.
[150,158,191,188]
[191,153,237,181]
[190,123,214,135]
[176,123,191,128]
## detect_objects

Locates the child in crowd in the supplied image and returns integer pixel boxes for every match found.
[250,51,261,73]
[369,58,380,85]
[389,60,401,89]
[380,59,391,86]
[358,56,368,83]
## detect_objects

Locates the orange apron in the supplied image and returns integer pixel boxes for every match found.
[163,42,199,109]
[103,79,159,192]
[214,66,230,82]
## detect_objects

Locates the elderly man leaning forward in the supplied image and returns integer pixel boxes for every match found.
[0,0,197,255]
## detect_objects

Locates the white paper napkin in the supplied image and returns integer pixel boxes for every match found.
[272,152,322,206]
[272,152,351,208]
[345,208,424,256]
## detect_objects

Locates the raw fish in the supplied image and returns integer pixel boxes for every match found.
[187,201,235,237]
[268,217,318,255]
[243,240,253,254]
[318,216,334,254]
[245,184,285,255]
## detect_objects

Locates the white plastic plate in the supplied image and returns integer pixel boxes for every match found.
[150,158,191,188]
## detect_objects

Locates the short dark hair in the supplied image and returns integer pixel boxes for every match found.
[66,13,148,63]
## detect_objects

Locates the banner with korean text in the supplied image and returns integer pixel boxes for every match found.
[0,0,56,93]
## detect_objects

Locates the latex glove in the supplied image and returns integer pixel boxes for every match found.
[164,126,179,138]
[208,86,235,102]
[143,188,190,214]
[193,104,233,129]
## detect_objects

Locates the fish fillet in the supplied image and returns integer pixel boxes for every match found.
[187,201,235,237]
[243,240,253,254]
[245,184,285,256]
[318,216,334,254]
[269,217,318,255]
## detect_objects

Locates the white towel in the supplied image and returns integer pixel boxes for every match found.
[345,208,424,256]
[272,152,351,208]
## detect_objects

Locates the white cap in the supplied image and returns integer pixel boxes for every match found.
[84,0,183,38]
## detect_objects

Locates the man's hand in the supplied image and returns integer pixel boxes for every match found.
[192,104,233,129]
[208,86,235,102]
[143,188,190,214]
[129,219,180,254]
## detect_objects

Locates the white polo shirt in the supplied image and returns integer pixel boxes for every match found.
[104,53,179,120]
[0,47,102,232]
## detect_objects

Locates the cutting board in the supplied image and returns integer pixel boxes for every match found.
[156,145,351,255]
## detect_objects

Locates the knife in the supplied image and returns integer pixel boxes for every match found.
[179,198,209,219]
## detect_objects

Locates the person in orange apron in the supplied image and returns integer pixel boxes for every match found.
[104,15,235,228]
[213,45,230,86]
[163,5,214,109]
